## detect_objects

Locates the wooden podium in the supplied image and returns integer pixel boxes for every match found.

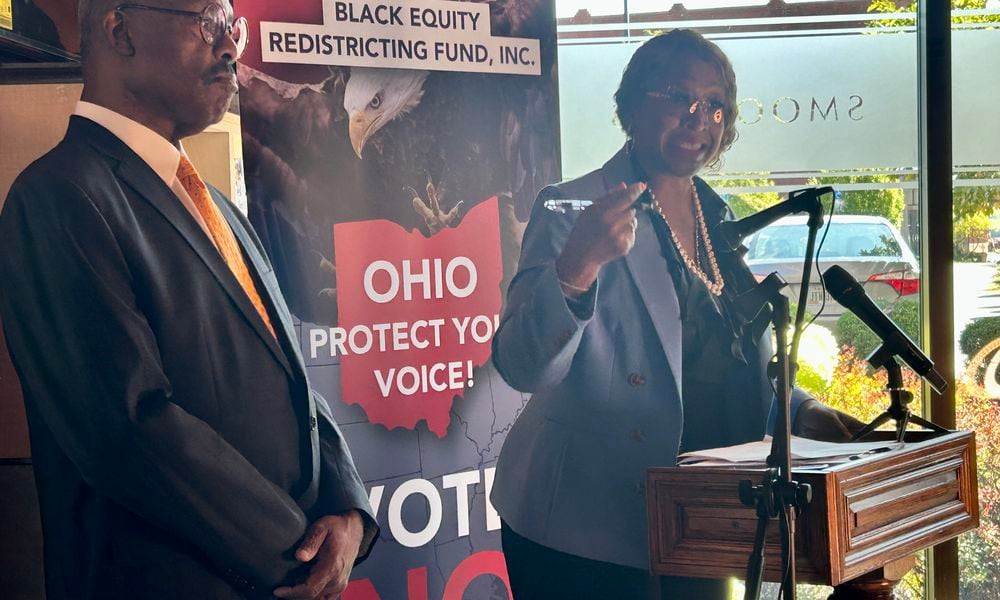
[646,431,979,598]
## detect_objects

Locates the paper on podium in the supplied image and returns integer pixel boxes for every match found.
[677,436,903,469]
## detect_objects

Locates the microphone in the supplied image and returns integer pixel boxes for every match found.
[734,272,786,324]
[716,186,832,251]
[822,265,948,394]
[734,272,787,341]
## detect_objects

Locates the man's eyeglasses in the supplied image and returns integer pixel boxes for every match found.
[116,3,249,59]
[645,87,726,125]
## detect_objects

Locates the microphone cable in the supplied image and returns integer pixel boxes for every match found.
[800,191,837,334]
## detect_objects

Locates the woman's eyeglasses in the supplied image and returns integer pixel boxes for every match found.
[116,3,249,59]
[645,86,726,125]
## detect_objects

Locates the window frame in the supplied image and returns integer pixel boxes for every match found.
[918,2,958,598]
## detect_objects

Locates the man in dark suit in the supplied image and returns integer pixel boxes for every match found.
[0,1,376,598]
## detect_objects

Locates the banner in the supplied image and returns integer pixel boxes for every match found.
[235,1,559,597]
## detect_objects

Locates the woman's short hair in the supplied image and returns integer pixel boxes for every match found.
[614,29,739,161]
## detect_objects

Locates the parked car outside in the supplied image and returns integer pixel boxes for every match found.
[742,214,920,323]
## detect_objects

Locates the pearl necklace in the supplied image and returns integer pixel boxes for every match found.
[650,184,725,296]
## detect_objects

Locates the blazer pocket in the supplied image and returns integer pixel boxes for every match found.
[496,415,571,540]
[537,417,572,535]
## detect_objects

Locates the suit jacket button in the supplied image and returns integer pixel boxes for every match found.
[309,415,318,431]
[628,372,646,386]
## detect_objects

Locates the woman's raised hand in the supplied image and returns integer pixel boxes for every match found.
[555,182,647,296]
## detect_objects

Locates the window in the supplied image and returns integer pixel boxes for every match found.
[949,2,1000,599]
[553,1,965,597]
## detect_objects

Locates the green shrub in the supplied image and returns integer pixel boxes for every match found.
[959,317,1000,359]
[834,299,920,357]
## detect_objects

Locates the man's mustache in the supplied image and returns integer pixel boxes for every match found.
[204,62,236,81]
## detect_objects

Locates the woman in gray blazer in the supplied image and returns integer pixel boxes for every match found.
[490,30,862,599]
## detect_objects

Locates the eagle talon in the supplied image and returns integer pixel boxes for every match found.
[409,178,463,235]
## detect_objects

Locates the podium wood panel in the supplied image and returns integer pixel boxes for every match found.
[646,431,978,586]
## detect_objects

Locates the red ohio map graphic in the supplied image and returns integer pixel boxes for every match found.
[333,198,503,437]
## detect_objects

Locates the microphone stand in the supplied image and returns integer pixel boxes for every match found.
[851,337,951,443]
[740,292,813,600]
[644,185,829,600]
[741,196,824,600]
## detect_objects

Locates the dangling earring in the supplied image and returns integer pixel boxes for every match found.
[624,132,635,157]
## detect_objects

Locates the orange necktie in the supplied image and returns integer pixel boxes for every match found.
[176,155,276,338]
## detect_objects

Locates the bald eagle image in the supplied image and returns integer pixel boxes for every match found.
[345,68,429,159]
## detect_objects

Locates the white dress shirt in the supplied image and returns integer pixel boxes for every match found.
[73,101,216,244]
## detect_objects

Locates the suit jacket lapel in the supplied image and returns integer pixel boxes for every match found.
[601,147,684,397]
[625,217,683,397]
[71,118,319,503]
[79,119,295,378]
[215,194,319,508]
[213,191,306,380]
